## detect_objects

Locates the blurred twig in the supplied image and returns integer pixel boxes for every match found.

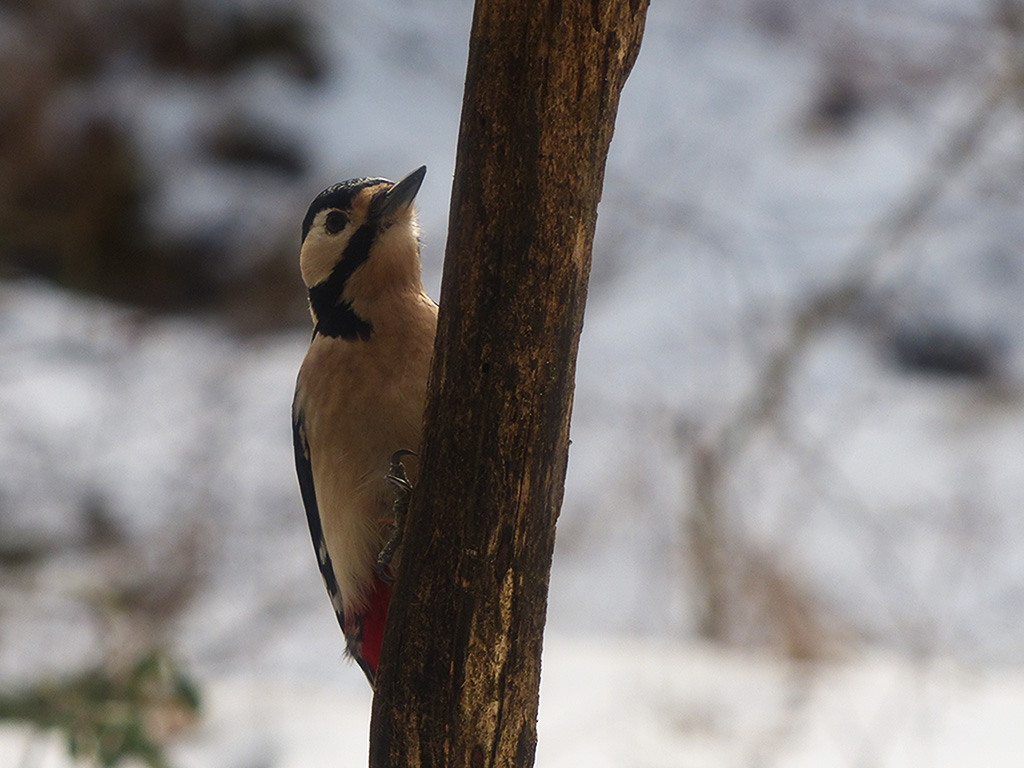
[686,4,1024,653]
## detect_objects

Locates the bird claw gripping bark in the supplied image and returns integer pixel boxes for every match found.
[377,449,415,583]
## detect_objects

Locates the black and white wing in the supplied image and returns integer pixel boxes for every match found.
[292,399,347,633]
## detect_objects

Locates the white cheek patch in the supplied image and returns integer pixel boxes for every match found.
[301,236,335,286]
[300,222,348,287]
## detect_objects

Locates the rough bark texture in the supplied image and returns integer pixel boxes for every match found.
[369,1,647,767]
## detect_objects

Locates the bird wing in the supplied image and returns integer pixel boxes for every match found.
[293,393,379,686]
[292,398,347,632]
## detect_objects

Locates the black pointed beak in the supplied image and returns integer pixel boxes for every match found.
[376,165,426,219]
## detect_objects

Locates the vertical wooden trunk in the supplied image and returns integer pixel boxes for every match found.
[369,2,647,766]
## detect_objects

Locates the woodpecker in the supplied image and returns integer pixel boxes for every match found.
[292,166,436,686]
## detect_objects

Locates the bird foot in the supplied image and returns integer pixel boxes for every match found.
[377,449,415,583]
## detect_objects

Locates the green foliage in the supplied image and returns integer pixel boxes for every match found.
[0,652,201,768]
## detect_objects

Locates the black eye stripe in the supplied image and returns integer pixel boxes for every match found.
[324,210,348,234]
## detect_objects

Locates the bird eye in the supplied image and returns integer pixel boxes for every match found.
[324,211,348,234]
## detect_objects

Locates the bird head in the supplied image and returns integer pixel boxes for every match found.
[299,166,426,338]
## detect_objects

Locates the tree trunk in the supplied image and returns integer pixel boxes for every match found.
[369,1,647,766]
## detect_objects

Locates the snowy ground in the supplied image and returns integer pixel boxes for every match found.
[6,636,1024,768]
[3,0,1024,765]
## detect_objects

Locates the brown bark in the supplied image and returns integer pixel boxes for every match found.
[369,2,647,766]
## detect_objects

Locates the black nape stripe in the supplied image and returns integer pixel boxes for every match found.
[308,223,376,341]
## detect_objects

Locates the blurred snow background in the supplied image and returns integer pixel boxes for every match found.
[3,0,1024,765]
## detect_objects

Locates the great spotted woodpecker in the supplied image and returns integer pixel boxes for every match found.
[292,166,436,685]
